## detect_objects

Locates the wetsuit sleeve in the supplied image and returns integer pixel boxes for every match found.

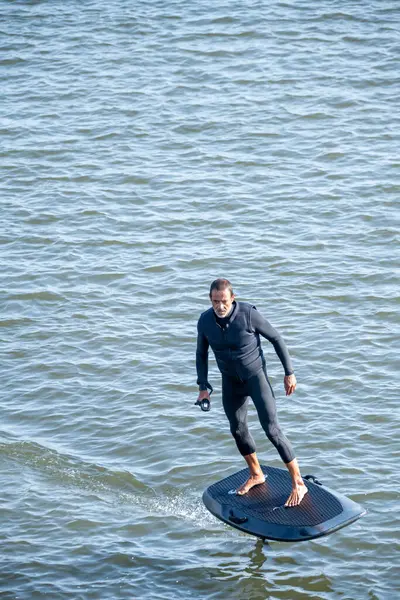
[196,318,210,390]
[250,307,294,376]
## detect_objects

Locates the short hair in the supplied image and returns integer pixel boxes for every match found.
[209,278,234,297]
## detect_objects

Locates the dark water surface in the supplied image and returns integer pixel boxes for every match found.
[1,1,399,598]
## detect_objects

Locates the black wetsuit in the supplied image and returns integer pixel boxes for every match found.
[196,301,295,464]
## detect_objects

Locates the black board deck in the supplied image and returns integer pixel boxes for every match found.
[203,465,366,542]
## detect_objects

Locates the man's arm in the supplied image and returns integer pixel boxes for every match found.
[250,306,294,376]
[196,319,210,391]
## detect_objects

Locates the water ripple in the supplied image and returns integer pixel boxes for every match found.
[1,0,399,598]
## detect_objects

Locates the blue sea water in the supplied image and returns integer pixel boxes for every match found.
[1,1,399,598]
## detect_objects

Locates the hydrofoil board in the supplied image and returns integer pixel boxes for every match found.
[202,465,366,542]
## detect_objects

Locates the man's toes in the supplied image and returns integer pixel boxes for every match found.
[285,492,299,507]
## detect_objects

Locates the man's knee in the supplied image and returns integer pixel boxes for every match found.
[263,421,282,444]
[231,425,255,456]
[230,422,248,441]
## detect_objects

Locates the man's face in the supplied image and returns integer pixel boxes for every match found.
[210,289,235,318]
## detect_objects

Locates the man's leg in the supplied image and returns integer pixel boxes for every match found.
[285,457,307,507]
[249,369,307,506]
[237,451,266,495]
[222,376,265,494]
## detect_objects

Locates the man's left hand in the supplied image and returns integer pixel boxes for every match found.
[284,374,297,396]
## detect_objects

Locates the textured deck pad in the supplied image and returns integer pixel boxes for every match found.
[203,465,366,542]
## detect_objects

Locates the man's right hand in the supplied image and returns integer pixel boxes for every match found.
[197,390,210,403]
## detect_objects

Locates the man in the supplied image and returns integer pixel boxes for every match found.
[196,278,307,507]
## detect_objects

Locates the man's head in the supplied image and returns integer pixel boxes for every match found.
[209,278,235,317]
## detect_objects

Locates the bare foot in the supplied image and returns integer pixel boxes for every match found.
[237,473,266,495]
[285,481,308,507]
